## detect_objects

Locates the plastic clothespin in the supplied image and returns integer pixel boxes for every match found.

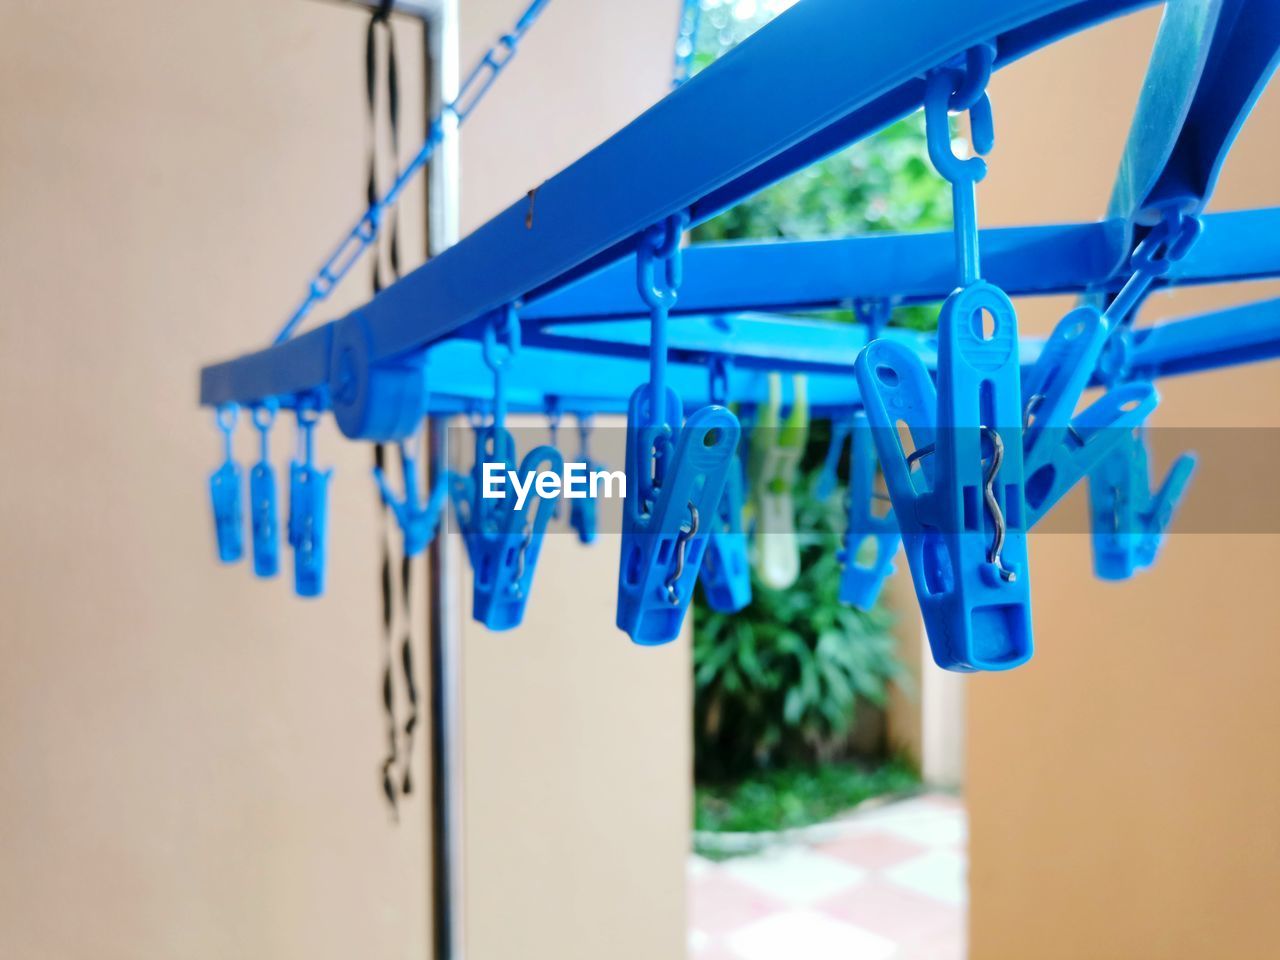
[816,418,852,501]
[618,392,740,643]
[1088,427,1196,580]
[838,411,900,610]
[856,47,1032,672]
[209,404,244,564]
[569,414,600,545]
[373,434,447,559]
[470,441,565,630]
[748,372,808,590]
[288,398,331,598]
[1081,210,1201,578]
[459,305,562,630]
[1020,306,1160,528]
[698,358,752,614]
[617,213,742,645]
[249,400,280,577]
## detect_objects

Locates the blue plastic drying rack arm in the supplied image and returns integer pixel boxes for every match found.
[521,207,1280,323]
[201,0,1159,415]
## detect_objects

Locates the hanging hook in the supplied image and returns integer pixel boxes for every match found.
[249,399,280,578]
[288,396,332,598]
[374,432,447,558]
[209,404,244,564]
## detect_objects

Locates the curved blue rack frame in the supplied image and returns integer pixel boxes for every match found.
[199,0,1280,417]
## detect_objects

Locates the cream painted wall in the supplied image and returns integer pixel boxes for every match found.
[0,2,431,958]
[967,7,1280,958]
[454,5,689,960]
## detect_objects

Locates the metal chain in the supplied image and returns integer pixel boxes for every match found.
[273,0,554,345]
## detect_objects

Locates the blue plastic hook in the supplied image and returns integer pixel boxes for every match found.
[838,411,901,611]
[374,434,447,559]
[249,401,280,578]
[288,398,331,598]
[209,404,244,564]
[1088,426,1196,580]
[698,358,752,614]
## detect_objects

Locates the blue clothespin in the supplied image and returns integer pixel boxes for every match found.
[568,414,600,545]
[209,404,244,564]
[1088,427,1196,580]
[1020,306,1160,527]
[856,48,1032,672]
[374,435,447,559]
[1082,211,1201,578]
[698,358,752,614]
[838,411,900,610]
[457,306,562,630]
[470,439,565,630]
[288,399,331,598]
[816,418,852,501]
[618,215,742,645]
[249,401,280,578]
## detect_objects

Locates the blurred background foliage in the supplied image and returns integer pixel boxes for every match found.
[685,0,951,816]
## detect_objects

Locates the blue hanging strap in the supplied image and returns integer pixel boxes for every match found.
[698,358,752,614]
[209,404,244,564]
[373,433,447,559]
[856,46,1032,672]
[568,414,600,546]
[838,411,901,611]
[288,398,332,598]
[618,215,741,645]
[672,0,702,88]
[249,401,280,577]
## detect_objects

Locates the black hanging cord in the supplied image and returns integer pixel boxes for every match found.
[367,0,418,817]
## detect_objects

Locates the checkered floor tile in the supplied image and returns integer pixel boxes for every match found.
[689,794,966,960]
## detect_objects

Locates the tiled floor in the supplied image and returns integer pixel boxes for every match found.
[689,794,966,960]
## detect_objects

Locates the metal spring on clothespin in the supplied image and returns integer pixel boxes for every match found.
[855,44,1033,671]
[288,395,331,598]
[697,357,751,613]
[249,400,280,578]
[209,404,244,564]
[617,213,740,646]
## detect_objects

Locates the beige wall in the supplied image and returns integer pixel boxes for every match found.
[455,5,688,960]
[0,1,686,959]
[968,7,1280,959]
[0,2,431,958]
